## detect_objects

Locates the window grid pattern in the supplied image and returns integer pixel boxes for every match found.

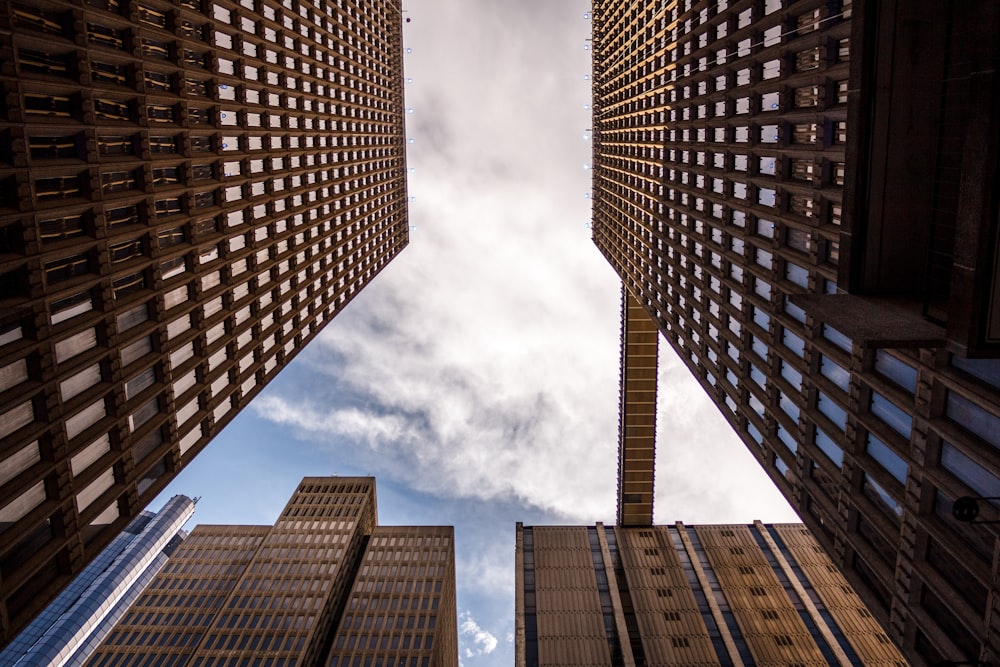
[590,0,999,663]
[0,0,408,644]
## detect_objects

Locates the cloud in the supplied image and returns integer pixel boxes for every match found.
[460,612,499,656]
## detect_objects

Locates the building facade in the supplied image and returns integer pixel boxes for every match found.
[590,0,1000,664]
[0,0,409,644]
[515,521,906,667]
[83,477,458,667]
[0,494,193,667]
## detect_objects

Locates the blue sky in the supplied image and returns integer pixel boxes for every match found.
[153,1,799,665]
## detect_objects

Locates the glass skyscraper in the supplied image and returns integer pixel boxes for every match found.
[1,495,194,667]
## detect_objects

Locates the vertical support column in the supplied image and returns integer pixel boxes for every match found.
[595,523,636,667]
[617,285,658,526]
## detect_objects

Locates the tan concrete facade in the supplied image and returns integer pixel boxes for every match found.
[0,0,409,645]
[516,522,906,667]
[85,477,458,667]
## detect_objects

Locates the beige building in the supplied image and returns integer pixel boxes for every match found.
[515,521,906,666]
[84,478,457,667]
[0,0,409,644]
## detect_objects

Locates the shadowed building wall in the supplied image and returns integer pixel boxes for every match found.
[0,0,409,645]
[589,0,1000,663]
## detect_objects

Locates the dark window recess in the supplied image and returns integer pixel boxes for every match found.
[925,538,988,612]
[140,38,170,59]
[30,134,82,160]
[157,227,184,248]
[191,217,217,236]
[45,253,90,283]
[101,170,138,194]
[180,49,207,68]
[133,426,163,463]
[177,19,205,40]
[191,164,214,180]
[19,49,73,78]
[190,136,212,153]
[154,198,182,218]
[149,136,177,154]
[109,238,142,263]
[147,104,175,123]
[1,519,55,580]
[12,4,69,36]
[177,0,200,11]
[98,135,135,157]
[920,585,981,660]
[36,175,83,200]
[50,289,90,315]
[137,4,167,27]
[188,107,211,125]
[94,98,132,122]
[40,215,86,243]
[851,552,891,613]
[24,94,74,118]
[0,223,22,254]
[183,78,208,96]
[105,204,140,228]
[142,70,171,92]
[786,228,811,253]
[87,23,127,50]
[152,167,180,187]
[85,0,121,13]
[192,191,216,208]
[112,271,145,298]
[90,61,128,86]
[0,267,29,298]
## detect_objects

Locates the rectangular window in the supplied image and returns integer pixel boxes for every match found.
[817,392,847,430]
[77,468,114,512]
[946,392,1000,449]
[874,351,917,394]
[70,434,111,476]
[814,429,843,467]
[866,433,907,484]
[940,441,1000,506]
[819,354,849,391]
[870,391,912,439]
[782,328,805,357]
[60,363,101,401]
[66,399,106,439]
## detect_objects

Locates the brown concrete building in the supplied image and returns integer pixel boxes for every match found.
[0,0,409,645]
[85,477,458,667]
[590,0,1000,664]
[515,521,906,667]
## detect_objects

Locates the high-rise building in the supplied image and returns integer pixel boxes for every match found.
[590,0,1000,664]
[0,495,193,667]
[83,477,458,667]
[515,521,907,667]
[0,0,409,644]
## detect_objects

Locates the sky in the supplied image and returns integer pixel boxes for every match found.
[153,1,800,664]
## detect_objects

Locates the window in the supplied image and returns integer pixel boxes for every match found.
[946,392,1000,449]
[874,351,917,394]
[814,429,843,467]
[817,392,847,430]
[819,354,849,391]
[869,391,912,439]
[866,433,907,484]
[940,441,1000,506]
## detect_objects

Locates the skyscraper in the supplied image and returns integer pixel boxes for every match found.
[515,521,906,666]
[0,495,193,667]
[83,477,458,667]
[0,0,409,644]
[590,0,999,664]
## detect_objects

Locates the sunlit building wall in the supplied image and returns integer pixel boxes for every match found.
[83,477,458,667]
[0,0,409,645]
[590,0,1000,664]
[515,522,906,666]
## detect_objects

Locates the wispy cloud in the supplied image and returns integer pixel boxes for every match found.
[459,612,499,656]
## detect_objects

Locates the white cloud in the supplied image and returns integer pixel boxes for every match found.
[460,612,499,656]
